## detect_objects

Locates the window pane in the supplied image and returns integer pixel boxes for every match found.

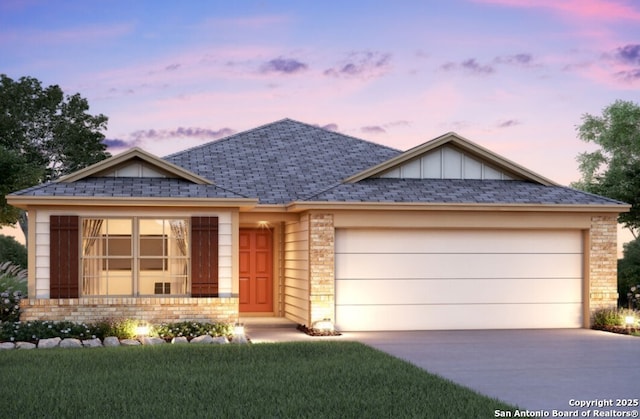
[81,217,189,297]
[107,237,131,256]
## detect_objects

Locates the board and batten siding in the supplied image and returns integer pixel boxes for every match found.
[283,214,310,325]
[335,228,584,331]
[31,210,234,298]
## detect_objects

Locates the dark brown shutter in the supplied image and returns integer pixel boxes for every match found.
[191,216,219,297]
[50,215,79,298]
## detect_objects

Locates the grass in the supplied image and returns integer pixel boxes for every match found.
[0,341,517,418]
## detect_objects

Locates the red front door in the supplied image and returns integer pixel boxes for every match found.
[239,228,273,312]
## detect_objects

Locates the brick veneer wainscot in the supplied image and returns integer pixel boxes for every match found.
[20,297,239,324]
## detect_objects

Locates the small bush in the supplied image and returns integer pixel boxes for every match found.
[155,321,233,340]
[0,320,101,343]
[592,307,640,336]
[592,307,623,327]
[92,318,141,340]
[0,262,26,322]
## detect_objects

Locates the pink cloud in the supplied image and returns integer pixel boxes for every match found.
[472,0,640,21]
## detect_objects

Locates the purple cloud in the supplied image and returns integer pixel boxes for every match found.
[103,138,138,150]
[324,51,391,78]
[130,127,235,141]
[260,57,308,74]
[615,44,640,65]
[497,119,522,128]
[441,58,495,75]
[361,126,386,134]
[321,123,338,131]
[165,63,181,71]
[495,53,533,66]
[461,59,495,74]
[616,69,640,82]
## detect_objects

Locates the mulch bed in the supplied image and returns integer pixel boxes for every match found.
[592,325,640,336]
[297,324,342,337]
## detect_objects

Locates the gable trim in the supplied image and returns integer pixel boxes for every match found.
[343,132,559,186]
[57,147,213,185]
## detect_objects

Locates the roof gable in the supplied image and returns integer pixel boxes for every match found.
[344,132,558,186]
[57,147,212,185]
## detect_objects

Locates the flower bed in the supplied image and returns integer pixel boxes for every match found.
[0,319,236,345]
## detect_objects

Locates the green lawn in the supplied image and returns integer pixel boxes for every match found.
[0,341,517,418]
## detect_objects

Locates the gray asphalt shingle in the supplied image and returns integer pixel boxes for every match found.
[12,178,249,199]
[164,119,401,204]
[304,178,624,205]
[9,119,628,207]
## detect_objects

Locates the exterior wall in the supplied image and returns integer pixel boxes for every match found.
[30,208,234,298]
[308,213,335,325]
[283,215,309,325]
[20,297,239,324]
[588,215,619,315]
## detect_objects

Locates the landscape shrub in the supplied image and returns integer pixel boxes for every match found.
[591,307,639,336]
[0,262,26,322]
[0,320,101,343]
[592,307,623,328]
[0,319,233,342]
[155,321,233,340]
[92,318,140,340]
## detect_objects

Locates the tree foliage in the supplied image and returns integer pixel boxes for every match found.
[618,237,640,308]
[0,74,110,226]
[572,100,640,238]
[0,234,28,269]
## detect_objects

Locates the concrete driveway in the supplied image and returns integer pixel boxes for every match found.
[348,329,640,413]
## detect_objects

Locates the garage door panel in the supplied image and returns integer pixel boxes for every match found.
[336,253,582,279]
[336,278,582,305]
[336,303,583,331]
[336,229,582,254]
[335,228,584,331]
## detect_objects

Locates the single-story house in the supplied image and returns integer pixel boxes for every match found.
[7,119,629,331]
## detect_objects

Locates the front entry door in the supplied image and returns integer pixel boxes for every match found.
[239,228,273,312]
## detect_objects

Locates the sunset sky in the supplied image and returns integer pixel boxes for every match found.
[2,0,639,188]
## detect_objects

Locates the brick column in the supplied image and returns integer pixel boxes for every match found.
[308,213,335,325]
[589,215,619,315]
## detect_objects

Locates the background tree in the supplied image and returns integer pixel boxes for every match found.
[618,237,640,308]
[572,100,640,239]
[0,74,110,229]
[0,234,27,269]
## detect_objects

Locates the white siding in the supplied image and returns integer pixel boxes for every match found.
[283,215,309,325]
[380,145,518,180]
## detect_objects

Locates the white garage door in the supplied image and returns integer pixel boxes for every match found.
[335,229,583,331]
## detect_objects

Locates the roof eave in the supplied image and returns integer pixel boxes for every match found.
[7,195,258,210]
[286,201,630,213]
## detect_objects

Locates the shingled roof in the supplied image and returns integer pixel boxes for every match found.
[303,178,624,205]
[164,119,401,204]
[8,118,629,208]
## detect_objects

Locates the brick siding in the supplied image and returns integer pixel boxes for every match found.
[308,213,335,324]
[20,297,239,324]
[589,215,619,314]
